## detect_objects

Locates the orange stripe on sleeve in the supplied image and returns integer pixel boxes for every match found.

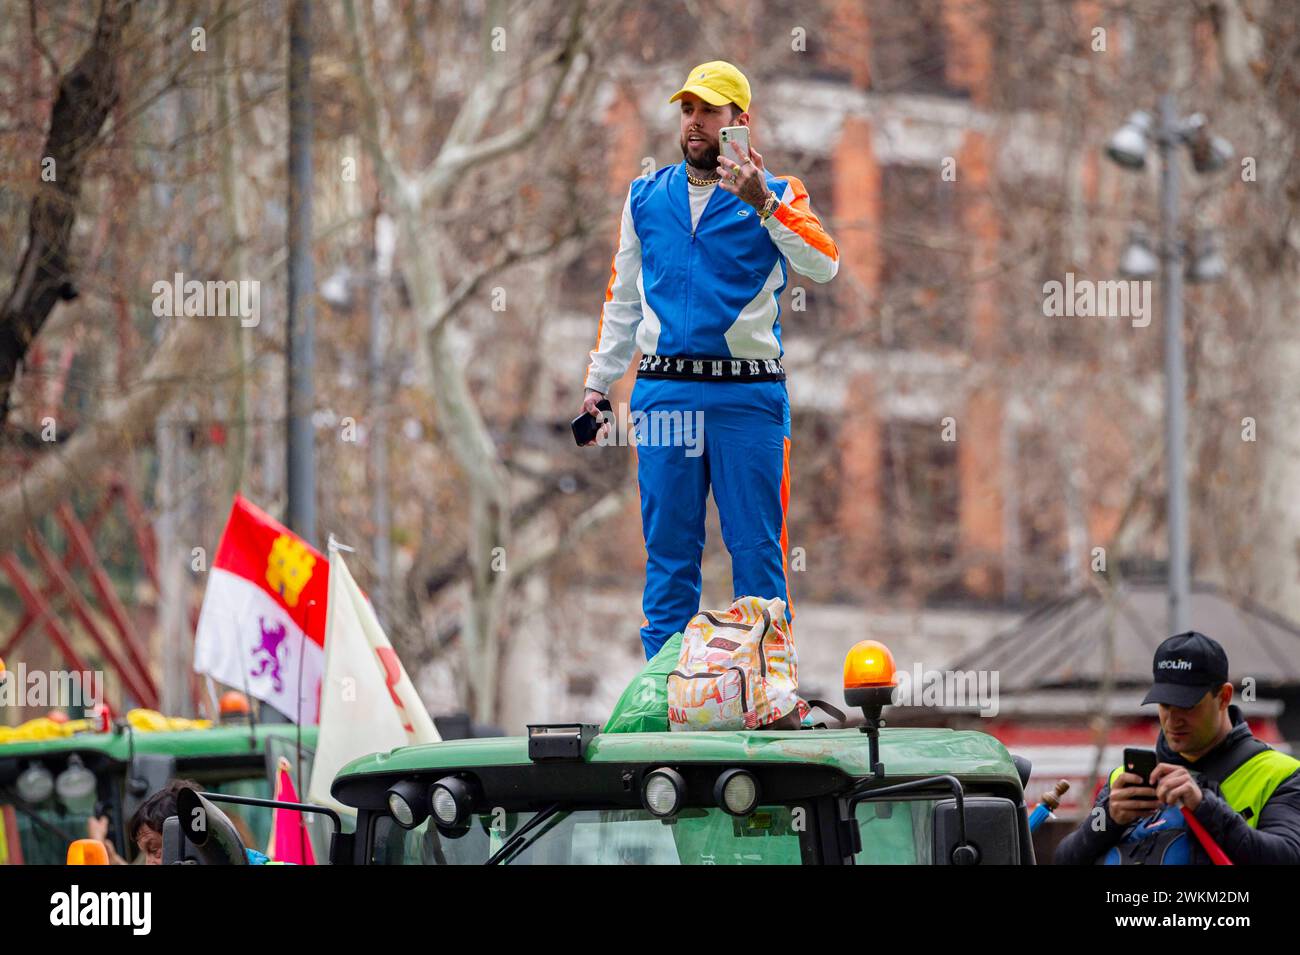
[585,192,628,388]
[587,251,618,359]
[772,175,839,262]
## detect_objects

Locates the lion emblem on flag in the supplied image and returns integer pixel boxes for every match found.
[250,617,288,693]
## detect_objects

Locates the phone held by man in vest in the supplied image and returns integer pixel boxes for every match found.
[577,60,839,661]
[1054,631,1300,865]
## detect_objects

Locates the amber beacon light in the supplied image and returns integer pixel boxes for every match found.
[843,639,897,710]
[842,640,898,779]
[843,640,896,689]
[66,839,109,865]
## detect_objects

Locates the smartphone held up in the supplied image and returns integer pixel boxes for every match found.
[719,125,750,163]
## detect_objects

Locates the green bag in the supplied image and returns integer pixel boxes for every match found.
[603,634,682,734]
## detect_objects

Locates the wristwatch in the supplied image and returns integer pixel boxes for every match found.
[758,190,780,221]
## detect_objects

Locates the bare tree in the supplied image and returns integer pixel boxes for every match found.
[0,0,133,422]
[341,0,621,719]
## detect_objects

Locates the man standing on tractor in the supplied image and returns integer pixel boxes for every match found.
[578,61,839,660]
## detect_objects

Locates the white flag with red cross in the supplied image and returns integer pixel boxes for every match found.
[307,544,440,813]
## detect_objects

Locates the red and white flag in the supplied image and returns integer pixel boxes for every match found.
[193,496,327,723]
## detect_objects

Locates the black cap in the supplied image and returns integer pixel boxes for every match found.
[1142,631,1230,708]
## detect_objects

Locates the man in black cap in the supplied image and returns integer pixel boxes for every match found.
[1055,631,1300,864]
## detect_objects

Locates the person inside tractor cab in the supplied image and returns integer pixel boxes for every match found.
[90,778,267,864]
[82,778,200,864]
[1055,631,1300,865]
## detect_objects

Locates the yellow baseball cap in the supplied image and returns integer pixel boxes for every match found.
[669,60,751,112]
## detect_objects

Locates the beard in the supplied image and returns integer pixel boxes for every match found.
[680,136,720,172]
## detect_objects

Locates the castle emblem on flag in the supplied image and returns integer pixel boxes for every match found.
[266,534,316,607]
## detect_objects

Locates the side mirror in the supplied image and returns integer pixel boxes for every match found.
[175,789,249,865]
[1011,754,1032,790]
[932,796,1021,865]
[162,816,189,864]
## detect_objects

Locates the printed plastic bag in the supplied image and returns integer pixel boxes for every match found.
[667,596,806,731]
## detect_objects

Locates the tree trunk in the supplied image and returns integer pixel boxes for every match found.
[0,0,133,421]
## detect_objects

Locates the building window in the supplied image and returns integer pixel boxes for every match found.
[880,419,961,597]
[787,409,846,601]
[989,1,1082,112]
[868,0,953,96]
[1013,427,1070,599]
[878,164,965,351]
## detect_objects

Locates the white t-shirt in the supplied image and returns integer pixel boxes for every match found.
[688,181,715,231]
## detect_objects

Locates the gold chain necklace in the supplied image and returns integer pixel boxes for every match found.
[687,171,720,186]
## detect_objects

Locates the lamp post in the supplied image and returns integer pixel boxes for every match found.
[1156,94,1190,636]
[287,0,316,545]
[1106,96,1233,635]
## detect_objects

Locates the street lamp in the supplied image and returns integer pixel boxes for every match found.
[1182,114,1235,173]
[1119,228,1159,279]
[1186,230,1227,284]
[1105,95,1234,636]
[1105,111,1153,169]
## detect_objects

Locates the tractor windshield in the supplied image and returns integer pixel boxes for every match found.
[370,804,813,865]
[852,798,939,864]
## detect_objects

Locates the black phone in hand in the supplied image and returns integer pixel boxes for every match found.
[1123,747,1158,788]
[571,399,612,445]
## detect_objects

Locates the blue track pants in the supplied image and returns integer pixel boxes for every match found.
[631,377,793,659]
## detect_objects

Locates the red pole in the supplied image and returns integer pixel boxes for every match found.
[0,555,92,677]
[2,491,117,657]
[27,530,157,709]
[56,504,159,705]
[1181,807,1233,865]
[117,481,159,590]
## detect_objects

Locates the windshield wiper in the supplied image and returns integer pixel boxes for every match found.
[484,802,565,865]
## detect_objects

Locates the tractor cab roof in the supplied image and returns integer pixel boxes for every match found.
[331,726,1023,811]
[0,722,318,765]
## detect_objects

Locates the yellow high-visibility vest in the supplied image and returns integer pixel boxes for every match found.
[1109,748,1300,829]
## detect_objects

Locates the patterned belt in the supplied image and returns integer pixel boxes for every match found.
[636,355,786,382]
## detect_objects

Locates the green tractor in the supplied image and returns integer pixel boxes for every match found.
[1,718,316,864]
[151,640,1037,866]
[333,723,1031,865]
